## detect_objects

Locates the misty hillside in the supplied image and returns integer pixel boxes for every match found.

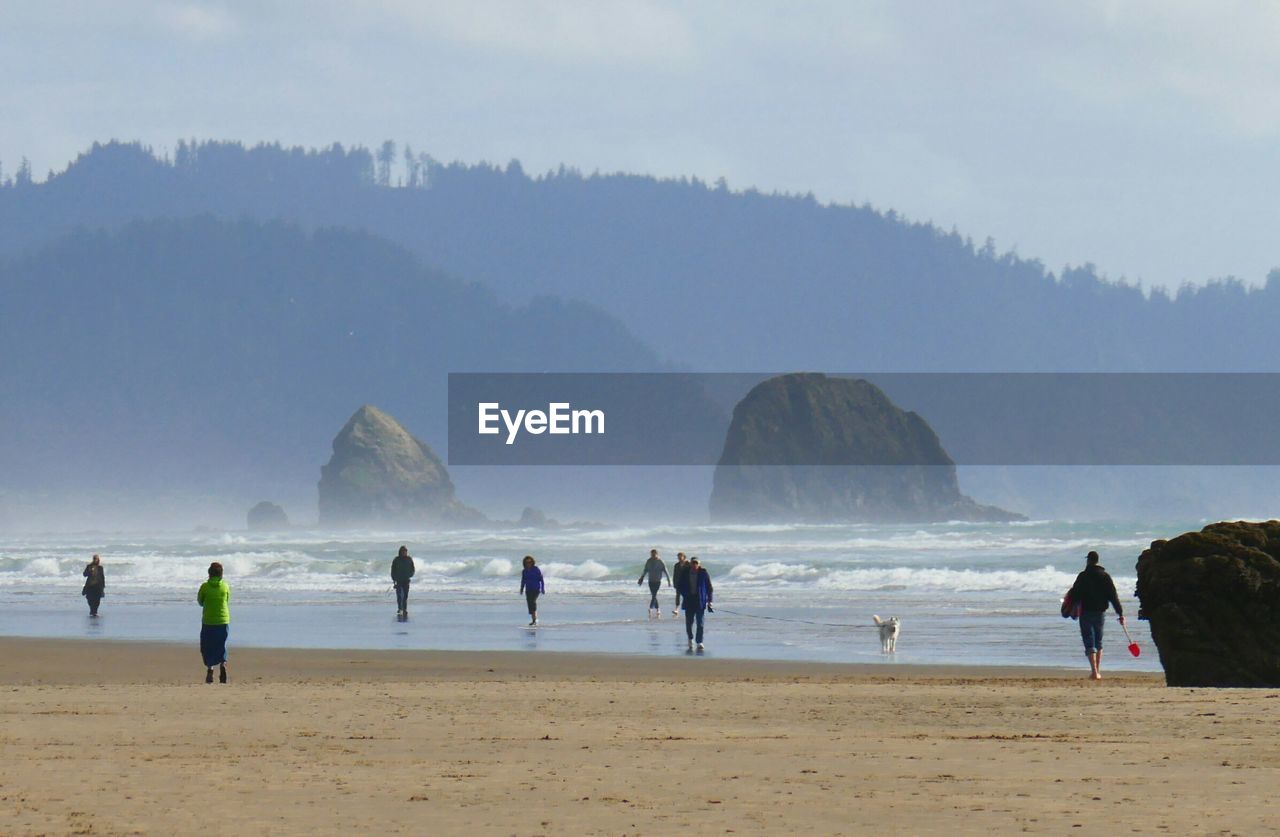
[3,141,1280,371]
[0,217,661,506]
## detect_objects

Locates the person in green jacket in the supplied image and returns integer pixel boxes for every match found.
[198,561,231,684]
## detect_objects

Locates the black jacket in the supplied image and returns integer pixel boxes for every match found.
[672,561,690,591]
[82,563,105,593]
[391,555,416,585]
[1070,565,1122,615]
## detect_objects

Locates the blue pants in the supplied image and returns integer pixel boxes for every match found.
[201,624,228,667]
[1079,611,1104,654]
[395,582,410,612]
[684,608,704,643]
[648,581,662,609]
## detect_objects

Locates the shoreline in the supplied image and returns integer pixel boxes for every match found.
[0,635,1119,686]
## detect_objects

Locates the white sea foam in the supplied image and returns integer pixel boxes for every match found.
[541,559,611,580]
[727,562,822,582]
[482,558,514,576]
[817,565,1079,594]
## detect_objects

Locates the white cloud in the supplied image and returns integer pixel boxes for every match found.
[1033,1,1280,139]
[365,0,695,68]
[154,2,239,40]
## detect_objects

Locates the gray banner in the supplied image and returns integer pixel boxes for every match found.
[447,372,1280,465]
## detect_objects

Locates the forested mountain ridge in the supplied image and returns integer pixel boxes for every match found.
[0,216,662,504]
[4,140,1278,372]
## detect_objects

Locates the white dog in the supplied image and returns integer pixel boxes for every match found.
[872,615,900,653]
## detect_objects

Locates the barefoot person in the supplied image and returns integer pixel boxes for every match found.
[81,554,105,617]
[637,548,670,619]
[520,555,545,626]
[1069,551,1125,680]
[391,545,415,617]
[197,562,231,684]
[671,552,689,616]
[678,557,713,651]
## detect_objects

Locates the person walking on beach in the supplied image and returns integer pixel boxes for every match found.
[671,552,690,616]
[81,554,105,617]
[638,548,670,619]
[1069,551,1125,681]
[520,555,545,626]
[197,561,231,684]
[678,557,713,651]
[391,545,415,617]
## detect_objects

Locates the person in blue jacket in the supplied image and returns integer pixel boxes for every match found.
[678,557,713,651]
[520,555,545,626]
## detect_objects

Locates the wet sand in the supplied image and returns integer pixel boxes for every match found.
[2,637,1277,834]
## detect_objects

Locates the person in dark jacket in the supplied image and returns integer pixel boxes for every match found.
[637,548,670,618]
[520,555,545,626]
[1069,551,1125,680]
[670,552,690,616]
[391,545,415,617]
[678,557,713,651]
[81,554,105,616]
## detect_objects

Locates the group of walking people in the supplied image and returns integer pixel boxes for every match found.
[389,547,714,648]
[636,549,714,649]
[75,546,1125,682]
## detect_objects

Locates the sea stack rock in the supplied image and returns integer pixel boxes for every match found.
[318,405,484,528]
[246,501,289,531]
[709,374,1020,523]
[1136,520,1280,687]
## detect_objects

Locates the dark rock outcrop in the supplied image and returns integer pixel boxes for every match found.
[710,374,1020,523]
[318,405,484,528]
[516,507,555,528]
[246,501,289,531]
[1136,520,1280,687]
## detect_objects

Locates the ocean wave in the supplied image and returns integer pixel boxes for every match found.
[727,562,822,582]
[482,558,514,576]
[541,559,611,580]
[816,565,1089,594]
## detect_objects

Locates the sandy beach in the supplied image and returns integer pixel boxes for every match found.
[2,637,1277,835]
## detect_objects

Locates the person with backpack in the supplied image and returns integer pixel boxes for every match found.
[391,545,416,617]
[1069,551,1125,680]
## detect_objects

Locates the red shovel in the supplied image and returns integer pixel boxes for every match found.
[1120,618,1140,657]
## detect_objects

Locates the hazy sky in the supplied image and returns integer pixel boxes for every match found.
[4,0,1279,289]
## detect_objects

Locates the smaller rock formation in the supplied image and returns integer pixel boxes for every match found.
[710,374,1020,523]
[246,501,289,531]
[318,405,484,528]
[1136,520,1280,687]
[517,507,554,528]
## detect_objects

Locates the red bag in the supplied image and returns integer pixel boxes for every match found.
[1060,589,1081,620]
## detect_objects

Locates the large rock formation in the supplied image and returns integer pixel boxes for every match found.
[710,374,1020,523]
[1136,520,1280,687]
[246,501,289,531]
[318,405,484,528]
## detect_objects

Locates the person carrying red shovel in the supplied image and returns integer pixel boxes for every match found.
[1069,551,1128,680]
